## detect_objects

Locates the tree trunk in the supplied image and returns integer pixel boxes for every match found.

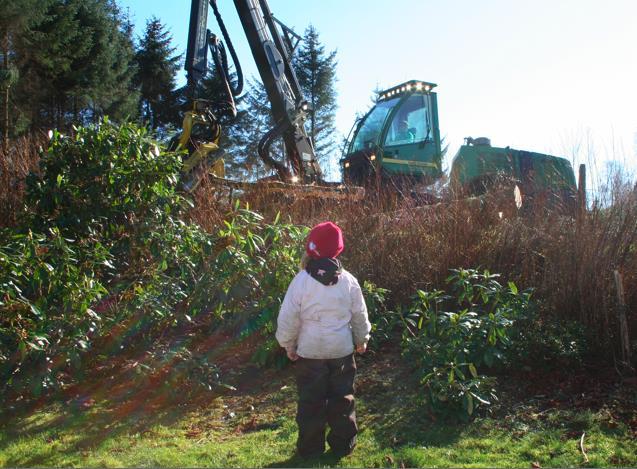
[2,31,10,150]
[310,56,316,148]
[3,86,8,151]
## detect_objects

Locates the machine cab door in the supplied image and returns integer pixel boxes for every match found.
[348,97,400,154]
[381,93,441,180]
[341,97,399,184]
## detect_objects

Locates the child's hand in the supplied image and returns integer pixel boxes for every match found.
[356,343,367,354]
[286,348,299,361]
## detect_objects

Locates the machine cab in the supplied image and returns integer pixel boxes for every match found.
[341,80,442,185]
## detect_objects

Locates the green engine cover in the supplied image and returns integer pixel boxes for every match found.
[450,143,577,198]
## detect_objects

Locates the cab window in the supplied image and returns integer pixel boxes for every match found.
[384,94,429,147]
[350,97,399,152]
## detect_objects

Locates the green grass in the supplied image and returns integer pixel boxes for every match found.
[1,351,635,468]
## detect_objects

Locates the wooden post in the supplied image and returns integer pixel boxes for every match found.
[577,164,586,218]
[613,270,632,367]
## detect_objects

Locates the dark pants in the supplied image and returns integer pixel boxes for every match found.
[295,354,357,458]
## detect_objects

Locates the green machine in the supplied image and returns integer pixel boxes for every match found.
[341,80,577,209]
[341,80,443,185]
[449,138,577,209]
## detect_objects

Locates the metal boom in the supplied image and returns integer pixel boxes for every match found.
[184,0,322,183]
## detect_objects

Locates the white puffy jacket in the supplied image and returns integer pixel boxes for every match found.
[275,269,371,359]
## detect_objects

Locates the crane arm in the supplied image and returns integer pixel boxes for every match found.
[232,0,321,182]
[184,0,322,183]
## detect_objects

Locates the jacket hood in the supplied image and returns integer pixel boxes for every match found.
[305,258,342,286]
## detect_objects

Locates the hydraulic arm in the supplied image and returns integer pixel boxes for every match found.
[184,0,322,184]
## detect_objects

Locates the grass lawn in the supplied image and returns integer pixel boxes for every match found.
[1,346,635,468]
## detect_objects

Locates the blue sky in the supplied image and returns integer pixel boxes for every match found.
[119,0,637,180]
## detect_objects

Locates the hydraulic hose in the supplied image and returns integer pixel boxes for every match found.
[257,119,294,180]
[209,37,237,118]
[209,0,244,96]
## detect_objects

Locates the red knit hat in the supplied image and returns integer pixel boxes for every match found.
[306,222,344,259]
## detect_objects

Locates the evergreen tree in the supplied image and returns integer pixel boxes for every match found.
[203,25,338,180]
[93,6,139,123]
[12,0,138,131]
[293,25,338,168]
[135,17,181,129]
[236,25,338,180]
[0,0,51,145]
[224,78,285,180]
[234,79,277,179]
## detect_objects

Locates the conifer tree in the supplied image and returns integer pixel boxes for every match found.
[234,79,276,178]
[0,0,51,145]
[235,25,338,179]
[94,7,139,123]
[135,17,181,129]
[293,25,338,168]
[223,78,287,179]
[12,0,138,131]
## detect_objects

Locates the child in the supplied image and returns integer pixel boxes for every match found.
[276,221,371,459]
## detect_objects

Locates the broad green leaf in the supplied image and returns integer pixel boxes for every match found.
[29,303,44,319]
[470,392,491,405]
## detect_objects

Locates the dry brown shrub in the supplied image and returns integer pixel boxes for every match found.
[188,178,637,350]
[0,135,43,228]
[3,138,635,351]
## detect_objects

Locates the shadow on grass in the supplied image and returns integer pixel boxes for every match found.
[266,449,346,468]
[0,359,272,466]
[265,349,469,468]
[0,330,282,466]
[355,349,468,451]
[6,343,627,468]
[1,388,203,466]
